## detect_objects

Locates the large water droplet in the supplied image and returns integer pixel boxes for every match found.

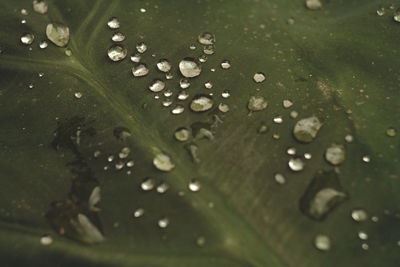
[306,0,322,10]
[293,116,323,143]
[300,170,347,220]
[157,59,172,72]
[33,0,48,14]
[325,144,346,165]
[179,58,201,78]
[148,79,165,92]
[253,72,266,83]
[198,32,215,45]
[190,95,214,112]
[21,33,35,45]
[46,23,70,47]
[174,127,190,142]
[153,152,175,172]
[107,17,120,29]
[107,44,127,61]
[314,235,331,251]
[132,63,149,77]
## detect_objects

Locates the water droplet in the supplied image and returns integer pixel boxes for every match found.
[344,134,354,143]
[304,153,312,160]
[306,0,322,10]
[221,90,230,98]
[188,179,201,192]
[140,8,146,13]
[107,44,127,62]
[174,127,190,142]
[358,231,368,240]
[118,147,130,159]
[394,8,400,22]
[153,152,175,172]
[290,110,299,119]
[158,217,169,228]
[180,78,191,89]
[314,235,331,251]
[28,83,34,89]
[300,170,347,220]
[21,8,29,15]
[258,124,269,134]
[156,182,169,194]
[171,105,185,115]
[274,173,286,184]
[218,103,229,113]
[107,155,115,162]
[21,19,27,24]
[288,158,305,172]
[220,60,231,69]
[21,33,34,45]
[273,116,283,124]
[162,99,173,107]
[46,23,70,47]
[40,234,53,245]
[283,99,293,108]
[351,209,368,222]
[74,92,82,99]
[325,144,346,165]
[203,45,215,55]
[163,89,173,97]
[293,116,323,143]
[130,53,141,63]
[111,32,125,42]
[38,72,44,78]
[196,236,206,247]
[204,81,213,89]
[136,42,147,53]
[376,6,385,16]
[198,32,215,45]
[113,126,131,141]
[107,17,120,29]
[148,79,165,92]
[39,41,48,49]
[93,150,101,158]
[248,96,268,111]
[286,147,296,155]
[165,72,173,80]
[362,155,371,163]
[157,59,172,72]
[386,127,397,137]
[190,95,214,112]
[189,44,196,50]
[361,243,369,250]
[132,63,149,77]
[253,72,266,83]
[133,208,144,218]
[33,0,48,14]
[199,54,207,63]
[177,90,189,100]
[141,178,155,191]
[179,58,201,78]
[126,160,134,167]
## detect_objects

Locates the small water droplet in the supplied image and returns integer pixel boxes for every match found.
[33,0,48,14]
[362,155,371,163]
[107,17,120,29]
[274,173,286,184]
[304,153,312,160]
[40,235,53,246]
[386,127,397,137]
[132,63,149,77]
[93,150,101,158]
[118,147,130,159]
[126,160,134,167]
[162,99,173,107]
[325,144,346,165]
[358,231,368,240]
[344,134,354,143]
[314,234,331,251]
[156,182,169,194]
[273,116,283,124]
[220,60,231,69]
[130,53,141,62]
[21,19,27,24]
[218,103,229,113]
[156,59,172,72]
[179,58,201,78]
[288,157,305,172]
[133,208,144,218]
[141,177,155,191]
[140,8,146,13]
[163,89,173,97]
[158,217,169,228]
[21,8,29,15]
[113,126,131,141]
[361,243,369,250]
[376,6,385,16]
[111,32,125,42]
[74,92,82,99]
[39,40,48,49]
[203,45,215,55]
[221,90,231,98]
[248,96,268,111]
[204,81,213,89]
[188,179,201,192]
[177,90,189,100]
[258,124,269,134]
[351,209,368,222]
[283,99,293,108]
[189,44,196,50]
[293,116,323,143]
[199,54,207,63]
[394,8,400,22]
[136,42,147,53]
[107,155,114,162]
[286,147,296,155]
[165,72,173,80]
[198,32,215,45]
[46,23,70,47]
[290,110,299,119]
[107,44,127,62]
[253,72,266,83]
[38,72,44,78]
[153,152,175,172]
[306,0,322,10]
[28,83,34,89]
[21,33,35,45]
[180,79,191,89]
[174,127,190,142]
[148,79,165,92]
[190,95,214,112]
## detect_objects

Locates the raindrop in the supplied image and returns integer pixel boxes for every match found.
[179,58,201,78]
[273,116,283,124]
[248,96,268,111]
[153,152,175,172]
[111,32,125,42]
[204,81,213,89]
[218,103,229,113]
[288,158,304,172]
[283,99,293,108]
[141,178,155,191]
[157,59,172,72]
[351,209,368,222]
[188,179,201,192]
[158,217,169,228]
[190,95,214,112]
[180,79,191,89]
[33,0,48,14]
[286,147,296,155]
[130,53,141,62]
[118,147,130,159]
[174,127,190,142]
[376,6,385,16]
[325,144,346,165]
[221,60,231,69]
[21,33,35,45]
[177,90,189,100]
[46,23,70,47]
[107,44,127,61]
[221,90,230,98]
[133,208,144,218]
[39,41,48,49]
[140,8,146,13]
[156,182,169,194]
[203,45,215,55]
[314,235,331,251]
[253,72,266,83]
[74,92,82,99]
[40,235,53,246]
[304,153,312,160]
[358,231,368,240]
[163,89,173,97]
[171,105,185,115]
[162,99,173,107]
[362,155,371,163]
[386,127,397,137]
[126,160,134,167]
[198,32,216,45]
[115,161,124,170]
[293,116,323,143]
[132,63,149,77]
[107,155,114,162]
[274,173,286,184]
[107,17,120,29]
[136,42,147,53]
[306,0,322,10]
[148,79,165,92]
[199,54,207,63]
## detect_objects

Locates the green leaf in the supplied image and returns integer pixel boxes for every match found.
[0,0,399,266]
